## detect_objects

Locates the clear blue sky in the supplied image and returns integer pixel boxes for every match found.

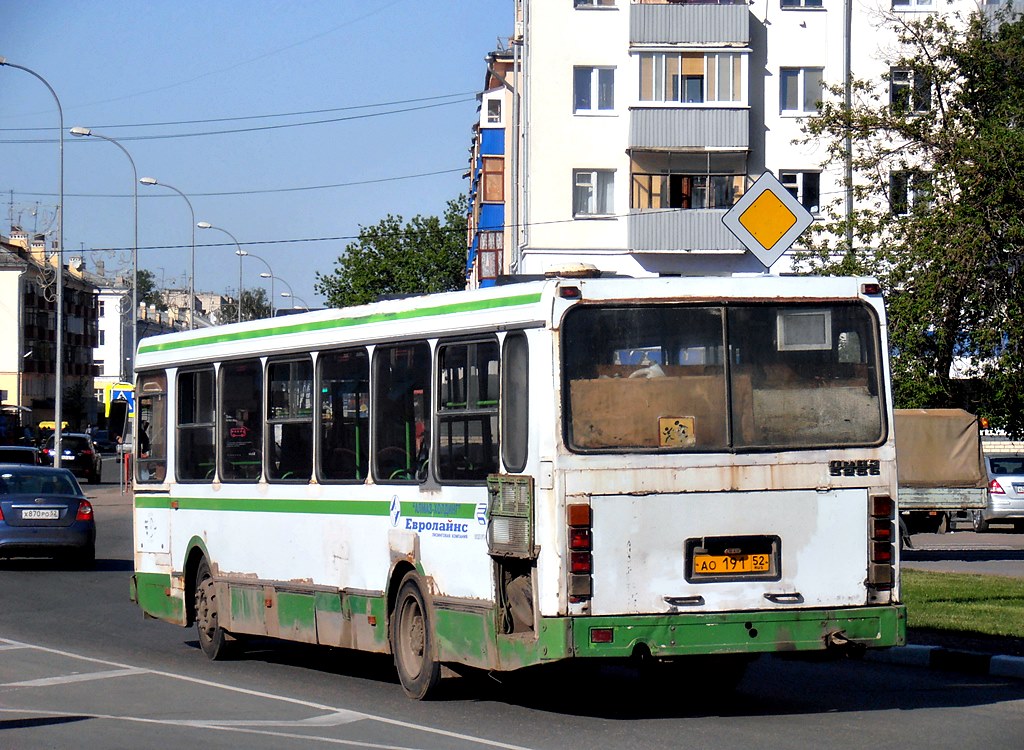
[1,0,509,310]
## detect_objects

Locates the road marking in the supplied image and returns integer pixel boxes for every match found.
[0,638,534,750]
[2,667,145,688]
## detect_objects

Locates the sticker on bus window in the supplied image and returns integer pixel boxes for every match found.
[659,417,696,448]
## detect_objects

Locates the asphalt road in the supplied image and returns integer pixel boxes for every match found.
[1,479,1023,749]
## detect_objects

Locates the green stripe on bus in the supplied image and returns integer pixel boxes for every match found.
[134,496,480,518]
[134,496,392,515]
[137,292,543,354]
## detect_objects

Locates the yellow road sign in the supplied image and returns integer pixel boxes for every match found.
[722,172,814,269]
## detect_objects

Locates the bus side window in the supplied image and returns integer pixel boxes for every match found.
[317,348,369,482]
[220,359,262,482]
[437,338,499,482]
[177,368,216,481]
[373,342,430,483]
[136,372,167,484]
[502,332,529,473]
[267,357,313,482]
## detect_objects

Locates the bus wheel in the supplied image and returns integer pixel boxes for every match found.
[195,558,229,660]
[391,573,441,699]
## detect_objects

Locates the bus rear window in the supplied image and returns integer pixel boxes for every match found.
[563,303,884,452]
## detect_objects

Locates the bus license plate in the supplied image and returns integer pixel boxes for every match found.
[692,553,770,577]
[22,508,59,520]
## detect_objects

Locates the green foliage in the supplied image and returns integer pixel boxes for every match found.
[314,196,468,308]
[136,269,165,310]
[902,569,1024,638]
[794,10,1024,435]
[222,287,272,323]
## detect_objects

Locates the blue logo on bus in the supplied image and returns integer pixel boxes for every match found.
[390,496,401,527]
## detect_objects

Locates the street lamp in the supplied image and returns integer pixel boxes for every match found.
[280,291,310,309]
[196,222,245,323]
[258,272,277,316]
[70,127,138,381]
[139,177,195,330]
[2,57,66,466]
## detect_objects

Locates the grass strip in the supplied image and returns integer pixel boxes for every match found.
[902,568,1024,637]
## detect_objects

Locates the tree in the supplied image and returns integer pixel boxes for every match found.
[794,10,1024,435]
[315,196,468,308]
[136,269,165,310]
[221,288,272,323]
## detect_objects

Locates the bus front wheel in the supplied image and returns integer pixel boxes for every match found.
[195,558,230,660]
[391,573,441,700]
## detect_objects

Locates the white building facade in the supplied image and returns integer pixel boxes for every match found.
[467,0,1013,283]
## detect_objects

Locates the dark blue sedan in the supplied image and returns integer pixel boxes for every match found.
[0,465,96,566]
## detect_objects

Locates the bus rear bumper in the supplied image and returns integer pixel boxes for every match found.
[562,605,907,661]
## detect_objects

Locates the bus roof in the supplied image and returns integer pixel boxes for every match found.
[134,274,883,369]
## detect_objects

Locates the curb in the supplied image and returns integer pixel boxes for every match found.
[865,645,1024,681]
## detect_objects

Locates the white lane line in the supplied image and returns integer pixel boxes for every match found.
[180,709,366,728]
[0,709,448,750]
[2,667,147,688]
[0,639,535,750]
[0,643,29,651]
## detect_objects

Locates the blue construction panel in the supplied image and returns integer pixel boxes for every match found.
[481,129,505,155]
[480,204,504,231]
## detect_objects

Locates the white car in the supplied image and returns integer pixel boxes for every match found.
[973,455,1024,532]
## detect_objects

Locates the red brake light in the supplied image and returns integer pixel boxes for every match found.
[76,500,94,521]
[570,551,592,574]
[569,528,592,550]
[81,449,94,456]
[990,479,1005,495]
[0,505,4,521]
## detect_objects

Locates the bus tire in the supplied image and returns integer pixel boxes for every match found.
[391,573,441,700]
[195,558,230,660]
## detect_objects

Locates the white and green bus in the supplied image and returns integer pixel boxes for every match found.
[130,273,905,699]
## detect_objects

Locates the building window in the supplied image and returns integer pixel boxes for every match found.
[890,68,931,113]
[781,0,824,6]
[574,0,615,6]
[574,66,615,113]
[890,170,932,215]
[632,173,743,210]
[98,330,106,346]
[780,67,823,114]
[98,300,105,316]
[487,98,502,125]
[482,156,505,202]
[892,0,932,8]
[573,170,615,216]
[478,231,504,282]
[779,171,821,213]
[639,53,742,105]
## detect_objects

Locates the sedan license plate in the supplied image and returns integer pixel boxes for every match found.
[1013,483,1024,494]
[692,553,771,577]
[22,508,59,520]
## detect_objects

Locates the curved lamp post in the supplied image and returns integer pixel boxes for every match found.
[280,291,310,309]
[140,177,195,329]
[2,57,66,465]
[70,127,138,381]
[196,222,245,323]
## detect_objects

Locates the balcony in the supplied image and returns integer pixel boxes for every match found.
[631,1,750,46]
[630,107,748,151]
[628,208,746,253]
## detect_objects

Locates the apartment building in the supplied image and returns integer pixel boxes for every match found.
[466,0,1011,284]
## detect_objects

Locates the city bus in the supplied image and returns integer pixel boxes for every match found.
[129,273,905,699]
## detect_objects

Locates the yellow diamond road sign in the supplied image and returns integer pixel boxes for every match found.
[722,171,814,269]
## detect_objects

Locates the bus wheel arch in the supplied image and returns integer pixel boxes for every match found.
[389,569,441,699]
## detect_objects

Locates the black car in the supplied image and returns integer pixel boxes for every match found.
[0,446,41,465]
[0,465,96,565]
[41,433,103,484]
[90,429,118,454]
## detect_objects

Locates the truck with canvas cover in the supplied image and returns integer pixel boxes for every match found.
[895,408,987,535]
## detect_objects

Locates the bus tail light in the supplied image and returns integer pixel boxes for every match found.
[868,494,895,595]
[567,503,593,602]
[486,475,535,559]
